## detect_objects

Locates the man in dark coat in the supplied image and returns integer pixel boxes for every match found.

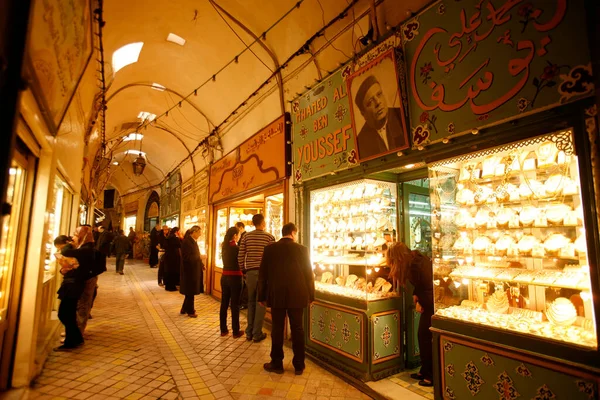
[127,227,136,258]
[112,229,130,275]
[258,223,314,375]
[149,223,161,268]
[354,75,407,160]
[157,225,169,286]
[180,226,205,317]
[95,226,114,257]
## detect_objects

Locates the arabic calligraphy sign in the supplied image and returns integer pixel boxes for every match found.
[28,0,93,134]
[209,116,287,203]
[402,0,594,146]
[292,68,357,182]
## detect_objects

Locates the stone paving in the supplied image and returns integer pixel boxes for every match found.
[26,260,430,400]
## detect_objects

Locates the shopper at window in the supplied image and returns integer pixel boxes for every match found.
[259,223,314,375]
[386,242,434,387]
[112,229,130,275]
[163,227,182,291]
[53,235,86,350]
[180,226,204,318]
[157,225,170,286]
[128,227,136,258]
[149,223,161,268]
[73,225,99,336]
[220,226,244,337]
[238,214,275,342]
[235,222,246,242]
[235,222,248,310]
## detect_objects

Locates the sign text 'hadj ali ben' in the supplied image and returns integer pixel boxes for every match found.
[292,68,358,182]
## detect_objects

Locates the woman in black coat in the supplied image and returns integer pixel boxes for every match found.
[220,226,244,338]
[180,226,204,317]
[163,227,182,291]
[386,242,434,387]
[54,235,88,350]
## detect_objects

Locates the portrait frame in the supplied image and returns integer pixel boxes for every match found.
[347,49,410,162]
[25,0,94,135]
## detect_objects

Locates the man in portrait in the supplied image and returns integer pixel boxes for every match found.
[354,75,407,160]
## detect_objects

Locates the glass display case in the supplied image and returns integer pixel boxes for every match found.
[310,179,400,303]
[428,130,597,349]
[265,193,284,240]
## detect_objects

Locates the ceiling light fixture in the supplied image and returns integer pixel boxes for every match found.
[112,42,144,74]
[166,33,186,46]
[132,134,146,176]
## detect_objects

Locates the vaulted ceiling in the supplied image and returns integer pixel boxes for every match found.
[95,0,430,195]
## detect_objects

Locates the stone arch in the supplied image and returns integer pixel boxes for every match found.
[144,190,160,232]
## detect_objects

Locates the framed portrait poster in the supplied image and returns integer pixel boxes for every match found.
[26,0,93,135]
[347,49,410,162]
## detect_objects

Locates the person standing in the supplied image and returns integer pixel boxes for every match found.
[220,227,244,338]
[235,222,246,242]
[128,227,136,259]
[53,236,86,350]
[112,229,130,275]
[235,222,248,310]
[149,223,161,268]
[238,214,275,342]
[259,223,314,375]
[163,227,182,291]
[157,225,170,286]
[96,226,114,257]
[386,242,434,387]
[72,225,99,336]
[180,226,204,318]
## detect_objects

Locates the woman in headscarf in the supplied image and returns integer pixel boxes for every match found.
[163,227,183,291]
[73,225,98,336]
[54,235,87,350]
[386,242,434,387]
[220,226,243,338]
[179,226,205,317]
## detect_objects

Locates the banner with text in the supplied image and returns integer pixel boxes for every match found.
[402,0,593,146]
[292,68,358,183]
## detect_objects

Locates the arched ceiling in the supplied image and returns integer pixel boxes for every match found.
[98,0,430,195]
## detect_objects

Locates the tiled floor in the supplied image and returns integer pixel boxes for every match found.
[26,260,430,400]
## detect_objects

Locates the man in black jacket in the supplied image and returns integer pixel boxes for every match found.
[258,223,314,375]
[112,229,130,275]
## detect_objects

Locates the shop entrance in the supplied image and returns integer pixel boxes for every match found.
[0,148,36,389]
[210,187,285,299]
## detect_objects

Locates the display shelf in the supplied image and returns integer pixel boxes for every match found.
[428,130,597,348]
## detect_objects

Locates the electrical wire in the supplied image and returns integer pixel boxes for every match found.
[317,0,352,59]
[210,1,273,73]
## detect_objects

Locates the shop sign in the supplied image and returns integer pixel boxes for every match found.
[209,116,288,203]
[124,201,137,215]
[402,0,594,146]
[292,68,357,182]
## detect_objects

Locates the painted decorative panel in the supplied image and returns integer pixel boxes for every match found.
[372,311,401,364]
[402,0,593,146]
[309,302,363,362]
[441,337,598,400]
[209,116,288,204]
[292,68,357,182]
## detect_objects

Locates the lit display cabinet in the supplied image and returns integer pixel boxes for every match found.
[306,179,405,381]
[428,129,600,399]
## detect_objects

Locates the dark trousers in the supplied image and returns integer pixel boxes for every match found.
[158,255,165,285]
[115,253,126,273]
[58,298,83,347]
[220,275,242,333]
[271,308,305,371]
[418,310,433,380]
[181,295,195,315]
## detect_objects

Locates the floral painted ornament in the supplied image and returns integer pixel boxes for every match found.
[515,363,532,378]
[462,361,485,396]
[494,372,521,400]
[413,124,430,147]
[533,385,556,400]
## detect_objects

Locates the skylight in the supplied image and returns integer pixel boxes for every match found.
[138,111,156,122]
[123,133,144,141]
[125,150,146,157]
[166,33,186,46]
[112,42,144,74]
[151,83,166,91]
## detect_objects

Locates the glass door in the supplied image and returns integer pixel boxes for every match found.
[402,180,432,367]
[265,193,284,241]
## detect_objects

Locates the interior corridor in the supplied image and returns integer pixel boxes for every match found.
[26,261,380,400]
